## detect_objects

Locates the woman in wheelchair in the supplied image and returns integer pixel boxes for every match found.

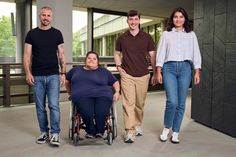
[65,51,120,138]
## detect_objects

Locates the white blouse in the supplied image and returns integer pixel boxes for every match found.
[156,28,202,69]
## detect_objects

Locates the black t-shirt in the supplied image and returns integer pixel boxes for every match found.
[25,27,64,76]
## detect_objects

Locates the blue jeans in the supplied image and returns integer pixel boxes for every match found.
[33,74,60,134]
[75,97,112,135]
[162,61,192,133]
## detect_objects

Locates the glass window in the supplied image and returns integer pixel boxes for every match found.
[155,24,162,46]
[32,5,37,28]
[74,9,164,58]
[142,26,149,33]
[72,9,87,61]
[93,12,126,56]
[0,2,16,60]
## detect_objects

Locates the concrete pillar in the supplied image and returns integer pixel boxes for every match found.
[16,0,32,63]
[87,8,93,52]
[36,0,73,64]
[81,42,85,56]
[102,36,106,56]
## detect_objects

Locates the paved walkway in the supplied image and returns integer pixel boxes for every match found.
[0,91,235,157]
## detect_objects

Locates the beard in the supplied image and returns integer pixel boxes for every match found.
[41,20,50,26]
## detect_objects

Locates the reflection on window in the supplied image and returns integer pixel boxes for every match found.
[93,13,125,57]
[0,2,16,62]
[92,13,163,56]
[75,10,164,59]
[32,5,37,28]
[141,23,162,46]
[72,9,87,61]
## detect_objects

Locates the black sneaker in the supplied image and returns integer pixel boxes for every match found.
[50,134,60,146]
[36,132,49,144]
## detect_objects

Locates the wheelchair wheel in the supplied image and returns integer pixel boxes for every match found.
[69,127,73,140]
[70,115,76,140]
[112,118,117,139]
[73,133,79,146]
[111,105,118,139]
[69,103,75,140]
[107,132,113,145]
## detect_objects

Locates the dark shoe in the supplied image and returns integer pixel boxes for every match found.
[50,134,60,146]
[36,132,49,144]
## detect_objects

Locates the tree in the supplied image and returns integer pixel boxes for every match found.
[0,16,16,57]
[72,31,82,59]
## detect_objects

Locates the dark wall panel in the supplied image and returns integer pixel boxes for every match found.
[228,0,236,12]
[226,43,236,73]
[224,73,236,105]
[194,0,204,19]
[224,103,236,137]
[213,37,225,72]
[215,0,226,15]
[212,72,224,130]
[227,12,236,43]
[203,0,214,44]
[192,0,236,137]
[191,84,202,119]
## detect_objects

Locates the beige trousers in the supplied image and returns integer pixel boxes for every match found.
[120,72,150,133]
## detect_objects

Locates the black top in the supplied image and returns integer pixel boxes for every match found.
[25,27,64,76]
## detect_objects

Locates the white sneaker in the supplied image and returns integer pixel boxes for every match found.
[159,128,170,142]
[171,132,180,144]
[124,132,135,143]
[135,126,143,136]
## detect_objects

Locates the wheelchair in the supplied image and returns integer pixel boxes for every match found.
[68,101,118,145]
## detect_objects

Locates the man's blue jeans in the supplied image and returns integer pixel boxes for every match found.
[162,61,192,133]
[33,74,60,134]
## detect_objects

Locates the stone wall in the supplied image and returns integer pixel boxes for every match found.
[192,0,236,137]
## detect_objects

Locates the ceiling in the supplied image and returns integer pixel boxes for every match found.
[0,0,194,18]
[73,0,194,18]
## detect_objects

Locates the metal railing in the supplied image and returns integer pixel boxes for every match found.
[0,62,117,107]
[0,61,160,107]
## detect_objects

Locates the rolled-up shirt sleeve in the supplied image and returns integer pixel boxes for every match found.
[156,31,167,68]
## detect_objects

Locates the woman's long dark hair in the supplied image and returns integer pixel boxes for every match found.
[166,7,192,33]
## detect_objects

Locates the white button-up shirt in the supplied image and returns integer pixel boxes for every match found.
[156,28,202,69]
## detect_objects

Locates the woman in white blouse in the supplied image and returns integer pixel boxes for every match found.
[156,7,201,144]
